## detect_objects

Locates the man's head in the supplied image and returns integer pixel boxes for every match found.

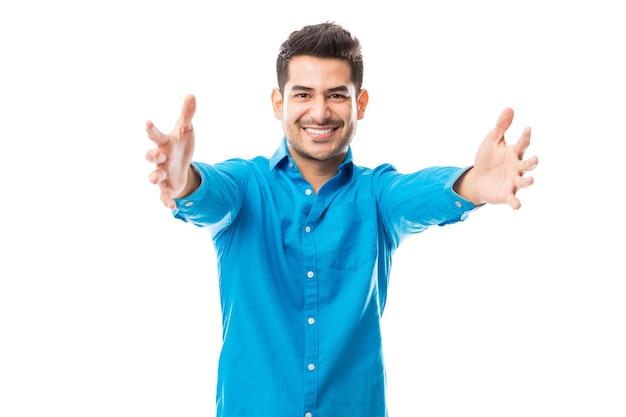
[272,22,369,167]
[276,22,364,95]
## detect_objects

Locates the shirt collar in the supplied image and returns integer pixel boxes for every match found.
[269,137,291,170]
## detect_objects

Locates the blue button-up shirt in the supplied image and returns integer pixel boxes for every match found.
[172,138,478,417]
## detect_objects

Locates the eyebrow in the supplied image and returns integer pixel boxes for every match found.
[290,85,351,94]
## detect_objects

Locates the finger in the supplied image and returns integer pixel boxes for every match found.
[160,192,176,210]
[507,194,521,210]
[145,148,167,164]
[146,120,168,145]
[148,169,167,185]
[513,126,532,157]
[524,155,538,172]
[519,175,534,189]
[508,172,535,210]
[514,171,534,189]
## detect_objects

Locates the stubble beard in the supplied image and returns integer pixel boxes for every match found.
[287,120,355,162]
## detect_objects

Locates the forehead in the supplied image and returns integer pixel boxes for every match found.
[286,55,354,91]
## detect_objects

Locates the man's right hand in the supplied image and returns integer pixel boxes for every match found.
[145,94,199,209]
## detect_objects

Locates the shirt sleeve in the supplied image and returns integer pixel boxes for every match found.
[171,160,248,231]
[375,164,481,244]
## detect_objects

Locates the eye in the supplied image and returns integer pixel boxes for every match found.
[329,94,348,101]
[294,93,310,99]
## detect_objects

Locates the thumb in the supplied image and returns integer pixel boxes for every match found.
[491,107,514,141]
[177,94,197,130]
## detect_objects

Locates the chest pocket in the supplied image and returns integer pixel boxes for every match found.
[316,201,378,271]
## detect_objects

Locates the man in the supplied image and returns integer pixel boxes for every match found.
[145,21,537,417]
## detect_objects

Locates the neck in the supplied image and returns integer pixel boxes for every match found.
[291,153,345,193]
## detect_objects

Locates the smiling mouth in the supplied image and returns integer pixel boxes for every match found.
[303,127,337,135]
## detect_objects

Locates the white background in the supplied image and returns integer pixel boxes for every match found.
[1,1,624,416]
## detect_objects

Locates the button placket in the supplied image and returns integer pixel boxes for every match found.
[301,189,322,412]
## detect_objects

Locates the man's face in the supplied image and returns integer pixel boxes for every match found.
[272,55,368,164]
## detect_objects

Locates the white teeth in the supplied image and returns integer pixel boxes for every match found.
[305,128,334,135]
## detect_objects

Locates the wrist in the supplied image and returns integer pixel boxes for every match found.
[173,164,201,200]
[453,168,484,206]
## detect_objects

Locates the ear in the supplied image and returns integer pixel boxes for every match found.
[356,89,369,120]
[271,88,283,120]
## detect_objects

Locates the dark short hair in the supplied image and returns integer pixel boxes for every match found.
[276,22,364,94]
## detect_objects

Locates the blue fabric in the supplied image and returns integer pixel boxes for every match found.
[172,138,479,417]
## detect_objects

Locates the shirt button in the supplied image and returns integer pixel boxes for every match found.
[455,200,462,208]
[305,188,312,195]
[308,317,315,325]
[307,271,314,279]
[308,363,315,371]
[184,201,193,207]
[289,162,294,168]
[305,226,311,233]
[305,413,313,417]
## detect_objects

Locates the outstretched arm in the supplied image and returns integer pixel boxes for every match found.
[145,94,200,209]
[454,108,538,210]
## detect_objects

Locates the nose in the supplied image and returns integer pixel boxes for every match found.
[308,96,332,123]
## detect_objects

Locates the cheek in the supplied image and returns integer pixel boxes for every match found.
[283,103,308,123]
[337,107,358,124]
[331,101,357,117]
